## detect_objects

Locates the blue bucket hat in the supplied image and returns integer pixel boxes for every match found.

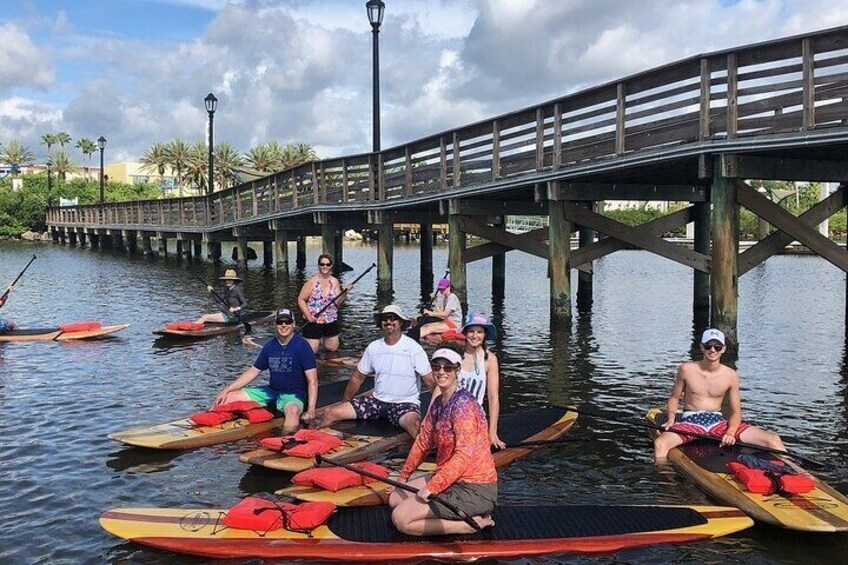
[460,313,497,341]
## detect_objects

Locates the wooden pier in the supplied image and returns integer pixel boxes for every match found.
[47,26,848,347]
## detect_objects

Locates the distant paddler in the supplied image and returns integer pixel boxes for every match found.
[407,278,462,342]
[0,254,36,335]
[213,308,318,434]
[194,269,248,325]
[654,328,786,462]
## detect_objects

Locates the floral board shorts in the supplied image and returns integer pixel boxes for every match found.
[350,396,419,428]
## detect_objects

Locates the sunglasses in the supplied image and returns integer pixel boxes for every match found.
[381,315,401,323]
[276,319,294,326]
[430,362,458,373]
[703,343,724,352]
[318,262,332,267]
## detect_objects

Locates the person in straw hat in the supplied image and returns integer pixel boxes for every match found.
[318,304,435,437]
[194,268,249,325]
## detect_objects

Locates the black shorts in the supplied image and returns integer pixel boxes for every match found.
[302,320,340,340]
[429,482,498,520]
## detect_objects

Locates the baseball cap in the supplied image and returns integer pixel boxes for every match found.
[701,328,725,345]
[437,278,450,290]
[275,308,295,322]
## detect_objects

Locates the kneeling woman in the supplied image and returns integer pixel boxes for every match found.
[389,348,498,536]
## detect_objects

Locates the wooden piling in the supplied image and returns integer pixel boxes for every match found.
[263,240,273,267]
[377,221,394,292]
[548,184,572,325]
[576,202,594,310]
[492,218,506,299]
[237,237,249,267]
[296,236,306,269]
[448,206,467,313]
[710,159,739,346]
[420,223,433,285]
[322,224,336,261]
[192,240,202,260]
[333,231,344,271]
[175,240,183,260]
[274,230,289,272]
[693,201,710,313]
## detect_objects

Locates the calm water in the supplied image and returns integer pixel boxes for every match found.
[1,239,847,565]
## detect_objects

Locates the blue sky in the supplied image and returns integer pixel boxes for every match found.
[1,0,845,163]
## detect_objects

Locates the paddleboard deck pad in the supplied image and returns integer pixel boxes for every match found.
[153,311,274,338]
[276,406,578,505]
[108,378,372,450]
[647,408,848,532]
[0,324,130,342]
[100,504,753,560]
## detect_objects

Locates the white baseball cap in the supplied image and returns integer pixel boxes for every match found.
[431,348,462,365]
[701,328,725,345]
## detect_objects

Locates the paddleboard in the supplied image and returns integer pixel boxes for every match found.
[243,335,361,369]
[153,311,274,338]
[100,503,753,560]
[275,406,578,506]
[647,408,848,532]
[239,392,433,473]
[0,324,130,342]
[107,378,371,450]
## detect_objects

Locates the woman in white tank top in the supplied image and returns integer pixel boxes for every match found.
[458,313,504,449]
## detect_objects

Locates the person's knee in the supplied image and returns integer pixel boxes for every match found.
[766,432,785,450]
[391,507,409,532]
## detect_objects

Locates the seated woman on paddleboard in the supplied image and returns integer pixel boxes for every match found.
[654,328,786,462]
[459,313,505,449]
[414,278,463,342]
[389,348,498,536]
[297,254,352,354]
[0,284,18,334]
[194,269,248,325]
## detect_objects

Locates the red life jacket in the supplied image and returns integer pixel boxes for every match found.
[440,330,466,342]
[292,462,391,492]
[726,461,816,495]
[222,496,336,532]
[191,401,274,426]
[260,429,344,458]
[165,321,205,331]
[59,321,102,333]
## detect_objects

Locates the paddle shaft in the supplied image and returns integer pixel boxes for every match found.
[1,254,36,304]
[187,269,252,333]
[315,454,481,532]
[298,263,376,332]
[565,405,826,468]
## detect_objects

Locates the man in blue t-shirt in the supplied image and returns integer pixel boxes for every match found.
[214,308,318,433]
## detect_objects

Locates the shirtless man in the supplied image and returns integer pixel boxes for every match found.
[653,328,786,462]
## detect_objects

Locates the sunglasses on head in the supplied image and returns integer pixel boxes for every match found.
[703,342,724,352]
[276,319,294,326]
[381,314,401,323]
[318,262,332,267]
[430,361,458,372]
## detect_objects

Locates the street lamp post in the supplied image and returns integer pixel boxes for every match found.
[97,136,106,204]
[366,0,385,153]
[46,164,52,207]
[205,93,217,195]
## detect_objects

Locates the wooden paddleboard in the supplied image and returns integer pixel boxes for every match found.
[243,336,361,369]
[647,408,848,532]
[240,392,433,472]
[107,378,371,450]
[100,504,753,560]
[153,311,274,338]
[0,324,130,342]
[275,406,578,506]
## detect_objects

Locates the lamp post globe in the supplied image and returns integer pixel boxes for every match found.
[205,93,217,195]
[97,136,107,204]
[366,0,385,153]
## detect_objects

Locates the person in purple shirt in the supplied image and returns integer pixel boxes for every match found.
[213,308,317,434]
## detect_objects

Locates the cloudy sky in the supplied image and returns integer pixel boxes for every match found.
[1,0,846,164]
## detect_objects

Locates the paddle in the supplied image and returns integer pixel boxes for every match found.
[1,254,36,305]
[563,405,827,469]
[498,437,585,449]
[315,454,482,532]
[187,268,252,334]
[298,262,376,333]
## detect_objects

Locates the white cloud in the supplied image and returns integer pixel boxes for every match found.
[0,23,54,93]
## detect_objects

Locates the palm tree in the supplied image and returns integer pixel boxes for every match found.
[140,142,171,193]
[213,142,244,191]
[183,141,209,194]
[244,143,274,172]
[75,138,97,179]
[0,140,35,175]
[47,149,77,181]
[281,143,317,169]
[54,131,72,149]
[41,133,57,155]
[165,139,192,197]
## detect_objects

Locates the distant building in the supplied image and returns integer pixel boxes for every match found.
[104,162,180,194]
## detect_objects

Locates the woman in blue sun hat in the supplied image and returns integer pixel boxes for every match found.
[458,312,504,449]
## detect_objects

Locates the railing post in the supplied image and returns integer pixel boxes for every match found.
[291,171,298,208]
[492,119,501,180]
[368,155,376,201]
[553,102,562,169]
[405,147,413,196]
[440,136,447,191]
[535,107,545,171]
[699,58,711,139]
[312,162,320,205]
[452,132,461,187]
[802,37,815,130]
[341,159,349,203]
[615,83,626,155]
[726,53,738,139]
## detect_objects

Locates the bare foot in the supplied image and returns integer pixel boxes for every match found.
[307,416,324,430]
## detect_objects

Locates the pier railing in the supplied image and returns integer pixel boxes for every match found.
[48,26,848,231]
